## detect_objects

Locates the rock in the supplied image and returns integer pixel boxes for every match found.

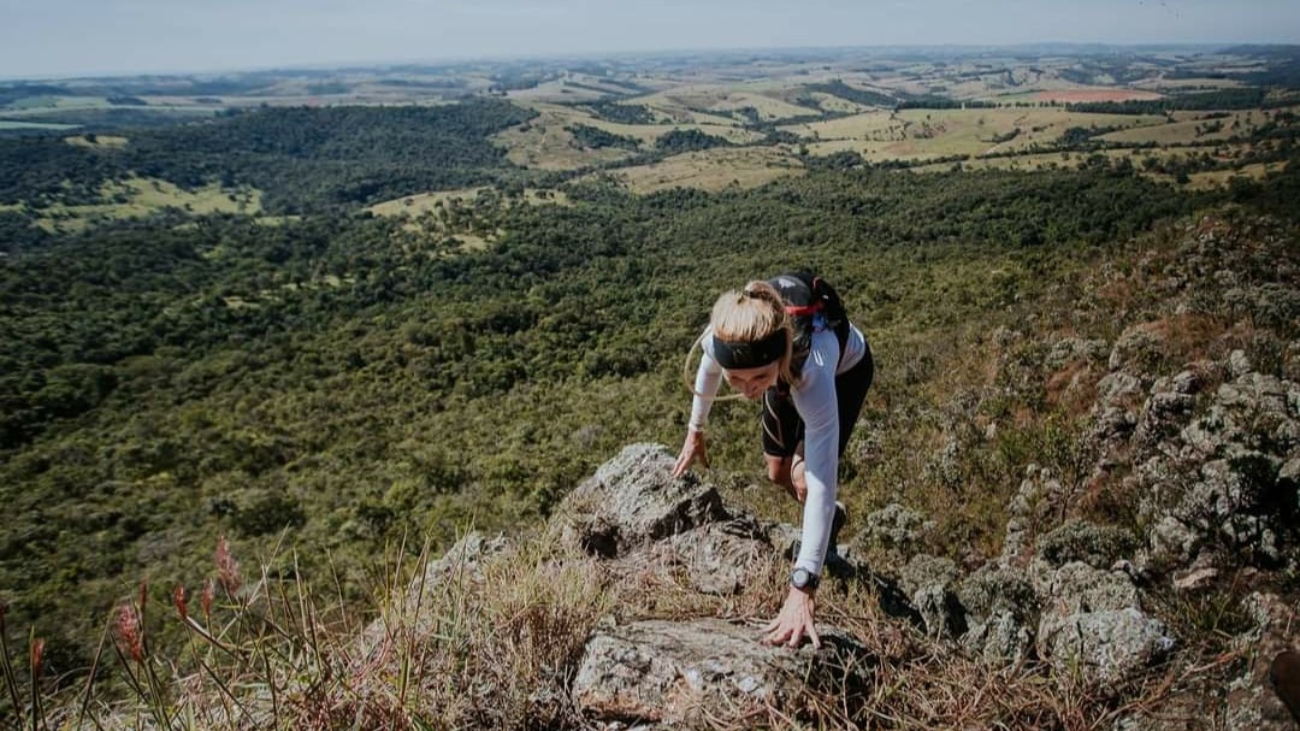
[957,564,1037,623]
[1039,608,1173,689]
[572,618,873,726]
[1170,362,1221,396]
[899,554,963,637]
[424,530,510,584]
[1089,405,1138,447]
[962,611,1034,666]
[555,444,729,558]
[1286,342,1300,383]
[1123,352,1300,575]
[1035,562,1173,689]
[1148,515,1201,567]
[1225,593,1299,731]
[1172,566,1219,591]
[1001,465,1073,564]
[1036,520,1138,570]
[638,516,774,596]
[1134,391,1196,451]
[956,564,1037,665]
[1228,350,1253,379]
[1098,372,1146,405]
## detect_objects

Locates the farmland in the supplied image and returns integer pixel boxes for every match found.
[2,44,1297,210]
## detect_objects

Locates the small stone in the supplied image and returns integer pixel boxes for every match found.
[1172,566,1219,591]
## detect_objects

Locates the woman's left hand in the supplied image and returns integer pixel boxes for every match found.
[762,586,820,649]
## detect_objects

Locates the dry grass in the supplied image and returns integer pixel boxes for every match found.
[593,146,804,194]
[1187,162,1288,189]
[64,134,130,149]
[637,86,818,122]
[790,108,1167,161]
[366,187,570,217]
[19,530,1191,731]
[1099,111,1269,145]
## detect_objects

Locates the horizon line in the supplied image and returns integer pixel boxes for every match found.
[4,40,1297,84]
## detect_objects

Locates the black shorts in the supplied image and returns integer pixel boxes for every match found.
[761,340,874,459]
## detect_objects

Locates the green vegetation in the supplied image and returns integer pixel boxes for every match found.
[1067,88,1270,114]
[803,80,897,108]
[565,123,641,150]
[654,127,732,153]
[0,147,1238,673]
[0,100,536,214]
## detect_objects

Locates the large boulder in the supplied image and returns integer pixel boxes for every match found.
[572,618,873,727]
[553,443,729,558]
[552,444,878,726]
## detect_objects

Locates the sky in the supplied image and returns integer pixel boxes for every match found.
[1,0,1298,79]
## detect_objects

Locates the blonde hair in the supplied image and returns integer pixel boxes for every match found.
[682,280,798,397]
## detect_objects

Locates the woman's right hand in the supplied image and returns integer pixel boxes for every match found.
[672,428,709,478]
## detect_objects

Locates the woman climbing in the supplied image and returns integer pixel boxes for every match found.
[672,273,874,649]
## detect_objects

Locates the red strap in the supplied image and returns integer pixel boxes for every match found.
[785,301,823,317]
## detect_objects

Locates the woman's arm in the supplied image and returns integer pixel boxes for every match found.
[764,330,840,648]
[790,330,841,577]
[673,332,722,478]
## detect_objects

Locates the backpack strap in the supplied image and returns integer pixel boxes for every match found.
[769,273,851,394]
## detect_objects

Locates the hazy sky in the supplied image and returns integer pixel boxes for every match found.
[2,0,1298,79]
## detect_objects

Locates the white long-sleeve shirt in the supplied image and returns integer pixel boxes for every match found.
[689,320,867,576]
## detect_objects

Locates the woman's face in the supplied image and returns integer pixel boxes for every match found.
[724,362,779,400]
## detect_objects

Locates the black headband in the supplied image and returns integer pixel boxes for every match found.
[712,330,787,369]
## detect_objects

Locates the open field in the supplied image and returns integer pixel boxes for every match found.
[0,120,79,130]
[64,134,129,148]
[366,187,570,217]
[1132,76,1247,91]
[493,106,642,170]
[590,145,803,194]
[910,147,1285,191]
[1186,161,1289,189]
[367,186,570,254]
[633,85,819,122]
[14,178,261,232]
[789,107,1168,161]
[1098,110,1272,145]
[1033,88,1165,103]
[493,101,765,170]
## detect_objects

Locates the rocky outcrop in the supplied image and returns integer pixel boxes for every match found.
[572,618,871,727]
[554,443,730,559]
[1033,562,1173,689]
[555,444,876,727]
[955,563,1037,665]
[1128,365,1300,573]
[395,385,1295,726]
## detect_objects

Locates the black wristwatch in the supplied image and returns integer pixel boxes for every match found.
[790,567,820,591]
